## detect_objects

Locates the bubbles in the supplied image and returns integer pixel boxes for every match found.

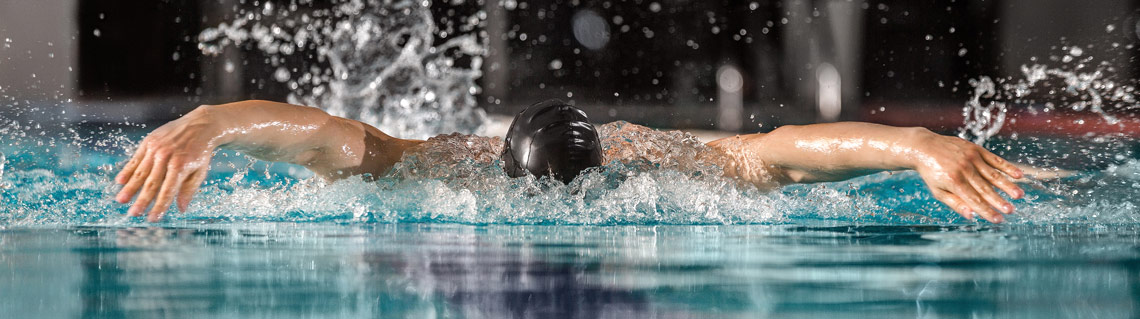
[958,48,968,57]
[548,59,563,70]
[648,2,662,13]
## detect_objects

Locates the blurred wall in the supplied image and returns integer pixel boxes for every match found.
[2,0,1137,129]
[1000,0,1133,79]
[0,1,77,102]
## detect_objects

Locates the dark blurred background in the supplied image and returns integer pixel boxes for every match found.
[1,0,1138,135]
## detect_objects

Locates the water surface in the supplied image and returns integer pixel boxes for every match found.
[3,223,1138,318]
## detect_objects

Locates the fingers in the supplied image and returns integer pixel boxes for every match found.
[964,172,1013,215]
[176,168,207,213]
[146,163,185,222]
[974,160,1024,199]
[118,150,207,222]
[931,189,973,221]
[116,150,155,204]
[128,156,168,217]
[922,141,1025,223]
[115,143,148,184]
[950,182,1004,223]
[979,149,1023,179]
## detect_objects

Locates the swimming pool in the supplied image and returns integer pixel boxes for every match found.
[2,124,1139,318]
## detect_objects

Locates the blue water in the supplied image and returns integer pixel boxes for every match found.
[3,125,1140,318]
[4,223,1140,318]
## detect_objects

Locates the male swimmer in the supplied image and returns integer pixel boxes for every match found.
[113,99,1025,223]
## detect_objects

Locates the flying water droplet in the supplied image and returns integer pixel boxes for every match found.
[1069,46,1084,57]
[274,67,291,83]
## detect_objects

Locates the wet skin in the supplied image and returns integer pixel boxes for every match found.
[115,100,1023,223]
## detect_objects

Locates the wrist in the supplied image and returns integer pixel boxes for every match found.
[186,105,232,148]
[900,127,936,170]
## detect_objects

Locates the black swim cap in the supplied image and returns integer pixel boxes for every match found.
[502,99,603,183]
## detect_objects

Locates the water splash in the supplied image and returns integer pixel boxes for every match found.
[0,152,6,186]
[197,0,488,139]
[961,76,1006,144]
[960,45,1138,144]
[5,119,1140,227]
[3,12,1139,227]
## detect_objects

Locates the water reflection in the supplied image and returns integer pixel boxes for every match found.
[1,223,1139,318]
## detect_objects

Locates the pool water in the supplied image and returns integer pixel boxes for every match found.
[4,223,1139,318]
[2,126,1140,318]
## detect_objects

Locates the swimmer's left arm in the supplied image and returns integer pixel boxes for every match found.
[707,122,1024,223]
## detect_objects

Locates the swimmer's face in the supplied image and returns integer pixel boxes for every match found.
[501,99,603,183]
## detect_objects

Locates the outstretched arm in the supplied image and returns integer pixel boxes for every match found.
[114,100,422,221]
[708,122,1024,223]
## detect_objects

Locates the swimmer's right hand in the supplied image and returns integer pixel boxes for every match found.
[113,100,425,221]
[114,106,221,222]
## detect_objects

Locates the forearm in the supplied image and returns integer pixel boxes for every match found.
[195,100,333,161]
[193,100,420,178]
[709,122,929,184]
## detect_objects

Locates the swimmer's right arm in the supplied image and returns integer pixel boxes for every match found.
[113,100,423,222]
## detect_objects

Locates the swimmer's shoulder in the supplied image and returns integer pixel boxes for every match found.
[404,133,503,164]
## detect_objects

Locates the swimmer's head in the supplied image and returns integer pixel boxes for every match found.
[501,99,603,183]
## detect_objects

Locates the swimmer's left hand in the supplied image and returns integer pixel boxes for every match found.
[909,131,1024,223]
